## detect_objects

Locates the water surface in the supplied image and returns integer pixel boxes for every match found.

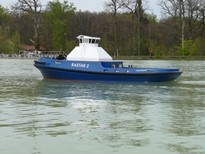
[0,59,205,154]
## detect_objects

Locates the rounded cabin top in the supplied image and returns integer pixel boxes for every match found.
[77,35,101,47]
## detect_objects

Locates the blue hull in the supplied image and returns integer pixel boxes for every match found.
[34,58,182,82]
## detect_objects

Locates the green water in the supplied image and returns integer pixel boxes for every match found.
[0,59,205,154]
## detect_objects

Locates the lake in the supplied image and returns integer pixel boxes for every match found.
[0,59,205,154]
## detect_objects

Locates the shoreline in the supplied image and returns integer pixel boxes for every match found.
[1,55,205,60]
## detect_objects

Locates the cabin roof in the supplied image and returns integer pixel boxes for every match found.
[77,35,101,40]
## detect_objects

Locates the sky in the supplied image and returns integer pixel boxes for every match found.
[0,0,161,18]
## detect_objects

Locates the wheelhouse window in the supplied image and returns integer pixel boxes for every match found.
[92,39,95,43]
[111,64,115,68]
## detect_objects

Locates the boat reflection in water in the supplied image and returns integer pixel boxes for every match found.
[34,35,182,82]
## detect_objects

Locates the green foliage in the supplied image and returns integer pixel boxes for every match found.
[0,41,14,54]
[0,34,14,54]
[147,13,157,23]
[66,40,76,53]
[0,27,10,53]
[11,31,20,45]
[45,0,75,50]
[0,5,9,25]
[177,40,197,56]
[194,38,205,56]
[0,5,19,54]
[149,41,164,57]
[0,25,20,54]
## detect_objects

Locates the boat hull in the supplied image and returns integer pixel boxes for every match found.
[34,35,182,82]
[35,62,182,82]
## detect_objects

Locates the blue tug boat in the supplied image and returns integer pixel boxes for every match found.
[34,35,182,82]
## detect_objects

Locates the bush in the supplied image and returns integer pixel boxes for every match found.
[177,39,197,56]
[0,40,15,54]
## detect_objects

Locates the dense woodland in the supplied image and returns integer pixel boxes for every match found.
[0,0,205,57]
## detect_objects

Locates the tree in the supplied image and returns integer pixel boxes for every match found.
[45,0,75,51]
[186,0,203,39]
[0,5,16,54]
[159,0,205,55]
[105,0,121,55]
[12,0,42,50]
[160,0,185,54]
[0,5,10,36]
[198,2,205,38]
[177,39,197,55]
[0,5,9,26]
[179,0,185,54]
[120,0,145,56]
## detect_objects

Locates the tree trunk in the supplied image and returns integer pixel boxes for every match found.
[179,0,185,55]
[137,0,142,56]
